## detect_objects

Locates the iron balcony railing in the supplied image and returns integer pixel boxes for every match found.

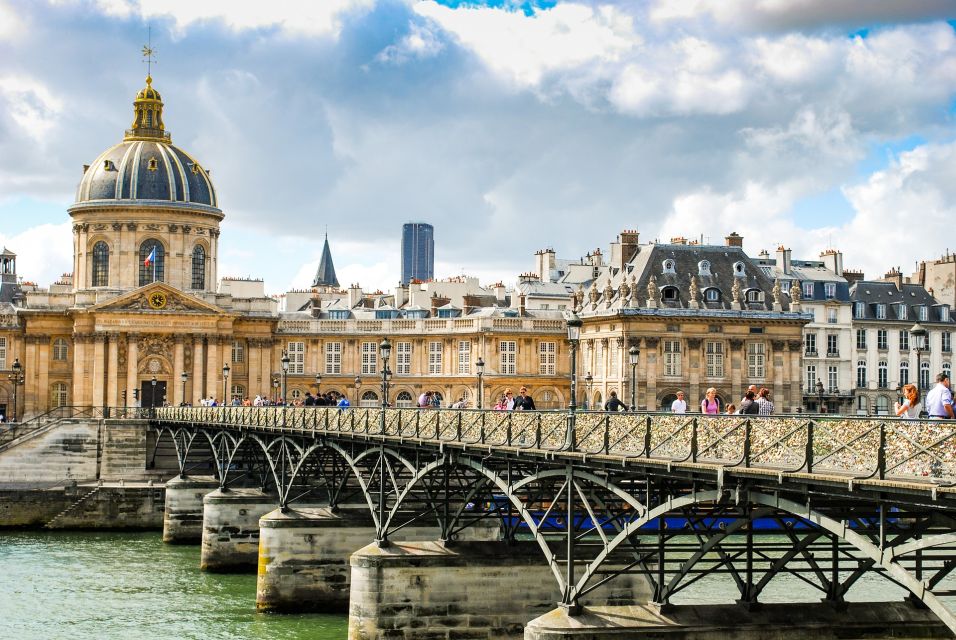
[153,406,956,483]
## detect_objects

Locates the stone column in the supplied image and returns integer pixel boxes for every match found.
[687,337,702,404]
[172,337,185,406]
[37,338,50,414]
[92,333,106,408]
[72,334,89,406]
[200,488,276,572]
[261,340,275,399]
[205,337,220,402]
[643,337,659,410]
[23,336,40,416]
[788,340,803,412]
[771,340,785,408]
[192,336,204,403]
[126,333,139,406]
[729,338,745,403]
[163,475,220,544]
[248,339,261,399]
[107,333,120,408]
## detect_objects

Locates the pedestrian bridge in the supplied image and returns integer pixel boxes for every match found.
[151,406,956,638]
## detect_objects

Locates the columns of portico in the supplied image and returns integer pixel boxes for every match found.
[72,334,90,406]
[687,338,702,403]
[787,340,803,412]
[643,337,659,410]
[260,339,275,400]
[23,335,41,416]
[36,337,50,413]
[248,339,262,399]
[205,337,220,403]
[771,340,785,409]
[107,332,120,408]
[126,333,139,405]
[173,336,185,406]
[729,338,745,404]
[192,336,204,404]
[92,333,106,408]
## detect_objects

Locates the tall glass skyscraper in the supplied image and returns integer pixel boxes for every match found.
[401,222,434,284]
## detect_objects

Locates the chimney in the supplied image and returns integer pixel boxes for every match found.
[619,229,639,267]
[670,236,687,245]
[519,272,540,284]
[518,293,526,316]
[758,249,769,259]
[394,283,408,308]
[725,232,744,248]
[494,282,507,304]
[821,249,844,277]
[347,283,363,308]
[775,246,792,275]
[462,294,480,316]
[843,269,864,286]
[535,248,556,282]
[430,293,450,316]
[883,267,904,291]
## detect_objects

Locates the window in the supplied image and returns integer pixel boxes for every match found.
[878,361,888,388]
[706,341,724,378]
[231,384,245,402]
[856,361,867,388]
[803,282,814,298]
[854,302,865,318]
[663,340,681,377]
[458,341,471,374]
[539,341,556,375]
[805,333,817,355]
[899,361,909,386]
[944,332,952,353]
[287,341,304,374]
[918,306,928,321]
[138,240,165,285]
[705,288,720,302]
[747,342,766,379]
[329,310,349,320]
[231,340,244,364]
[877,329,887,350]
[806,365,817,390]
[396,341,411,375]
[325,342,342,374]
[857,396,868,414]
[698,260,711,276]
[733,261,746,276]
[899,330,909,351]
[428,341,442,375]
[826,334,838,357]
[942,307,951,322]
[921,362,931,390]
[52,338,69,361]
[856,329,867,350]
[824,282,836,299]
[827,308,838,324]
[945,363,952,382]
[661,286,679,301]
[360,390,378,408]
[51,382,68,408]
[745,289,761,303]
[0,336,5,369]
[876,395,890,415]
[362,341,378,375]
[876,304,886,320]
[780,280,791,294]
[828,366,839,392]
[91,241,109,287]
[500,341,516,375]
[191,245,206,290]
[396,391,414,408]
[897,304,907,320]
[662,259,676,274]
[595,340,604,377]
[539,390,558,410]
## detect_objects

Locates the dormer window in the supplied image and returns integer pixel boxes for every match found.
[802,282,814,299]
[876,304,886,320]
[780,280,791,293]
[854,301,865,318]
[103,159,114,171]
[698,260,711,276]
[661,286,679,301]
[733,261,746,277]
[918,305,928,321]
[745,289,762,303]
[147,157,158,171]
[824,283,836,299]
[897,304,907,320]
[328,310,349,320]
[704,288,720,302]
[662,259,676,274]
[941,307,951,322]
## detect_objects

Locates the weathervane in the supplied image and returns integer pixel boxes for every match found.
[142,25,156,76]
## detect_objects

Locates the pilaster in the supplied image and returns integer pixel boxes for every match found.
[107,332,120,407]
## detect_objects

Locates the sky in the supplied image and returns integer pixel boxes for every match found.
[2,0,956,295]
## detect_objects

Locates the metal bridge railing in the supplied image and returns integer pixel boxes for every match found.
[152,406,956,483]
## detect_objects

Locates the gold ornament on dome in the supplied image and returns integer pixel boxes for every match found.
[148,292,168,309]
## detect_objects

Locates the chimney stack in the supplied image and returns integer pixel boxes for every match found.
[725,232,744,248]
[776,246,792,275]
[821,249,844,277]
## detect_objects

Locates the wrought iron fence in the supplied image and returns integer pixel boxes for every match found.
[152,406,956,483]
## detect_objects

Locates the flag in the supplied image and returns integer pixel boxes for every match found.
[144,246,156,267]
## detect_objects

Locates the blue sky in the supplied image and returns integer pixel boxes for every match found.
[2,1,956,293]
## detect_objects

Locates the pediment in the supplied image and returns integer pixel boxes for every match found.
[88,283,226,315]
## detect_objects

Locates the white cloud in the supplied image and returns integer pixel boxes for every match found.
[0,223,73,287]
[89,0,377,38]
[0,75,63,142]
[377,22,445,64]
[0,0,25,41]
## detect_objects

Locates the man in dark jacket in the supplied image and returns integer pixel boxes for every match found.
[513,386,536,411]
[604,391,628,412]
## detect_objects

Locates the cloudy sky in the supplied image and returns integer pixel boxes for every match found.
[2,1,956,295]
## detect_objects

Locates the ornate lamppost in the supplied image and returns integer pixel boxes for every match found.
[180,370,188,406]
[566,313,582,449]
[584,372,593,410]
[222,363,230,405]
[8,358,23,422]
[476,357,485,409]
[380,338,392,408]
[910,322,928,391]
[354,376,362,405]
[628,345,640,412]
[280,351,290,405]
[315,373,322,397]
[272,377,279,404]
[150,375,157,411]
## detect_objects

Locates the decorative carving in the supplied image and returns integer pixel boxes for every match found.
[138,334,174,358]
[93,224,107,231]
[628,275,638,307]
[687,337,703,349]
[195,227,206,235]
[126,223,137,231]
[771,340,786,351]
[729,338,745,350]
[145,223,161,231]
[112,223,122,231]
[618,279,630,302]
[209,229,220,238]
[643,336,660,348]
[790,281,801,303]
[689,276,699,303]
[589,285,600,305]
[731,278,741,304]
[603,282,613,302]
[772,279,782,306]
[646,275,659,303]
[168,223,179,233]
[787,340,803,351]
[114,291,194,312]
[182,225,192,234]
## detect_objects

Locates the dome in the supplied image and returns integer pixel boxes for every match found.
[75,140,218,207]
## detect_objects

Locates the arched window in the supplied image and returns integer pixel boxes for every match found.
[704,288,720,302]
[856,360,867,389]
[899,361,909,386]
[920,362,931,390]
[360,390,379,407]
[698,260,711,276]
[662,259,676,274]
[138,240,165,285]
[539,390,557,410]
[661,286,679,301]
[91,241,109,287]
[396,391,414,408]
[52,338,69,361]
[745,289,762,303]
[878,361,888,388]
[191,245,206,290]
[51,382,68,408]
[291,388,302,401]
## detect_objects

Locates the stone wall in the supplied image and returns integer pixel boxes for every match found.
[0,483,164,529]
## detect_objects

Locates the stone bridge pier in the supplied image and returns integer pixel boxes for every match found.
[162,475,219,544]
[200,487,277,572]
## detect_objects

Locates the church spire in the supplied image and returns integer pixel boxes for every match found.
[312,234,340,289]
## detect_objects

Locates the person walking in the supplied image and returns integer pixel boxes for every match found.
[925,372,954,419]
[700,388,720,414]
[755,388,774,415]
[605,391,628,412]
[513,386,536,411]
[895,383,921,419]
[671,391,687,414]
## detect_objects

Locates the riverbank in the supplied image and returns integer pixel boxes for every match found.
[0,482,164,529]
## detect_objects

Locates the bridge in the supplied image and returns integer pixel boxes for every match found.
[151,406,956,639]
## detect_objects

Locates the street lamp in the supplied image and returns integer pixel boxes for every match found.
[8,358,23,422]
[180,370,188,407]
[222,363,230,405]
[476,357,485,409]
[315,373,322,396]
[280,350,290,405]
[910,322,928,391]
[272,377,279,404]
[584,372,593,410]
[816,379,825,413]
[354,376,362,405]
[628,345,640,412]
[566,313,582,450]
[380,338,392,408]
[150,375,157,409]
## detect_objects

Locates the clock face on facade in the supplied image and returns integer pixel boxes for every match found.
[148,292,168,310]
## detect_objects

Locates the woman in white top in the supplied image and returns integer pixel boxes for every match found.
[895,383,921,419]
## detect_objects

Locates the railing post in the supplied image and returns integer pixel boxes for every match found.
[644,416,652,458]
[743,420,752,468]
[691,418,698,463]
[456,412,462,441]
[805,421,815,474]
[507,416,513,447]
[603,416,610,455]
[480,411,486,445]
[878,422,887,480]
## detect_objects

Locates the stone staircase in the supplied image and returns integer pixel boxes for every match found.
[44,484,102,529]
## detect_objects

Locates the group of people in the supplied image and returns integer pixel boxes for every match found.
[897,372,954,419]
[493,387,537,411]
[669,385,775,416]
